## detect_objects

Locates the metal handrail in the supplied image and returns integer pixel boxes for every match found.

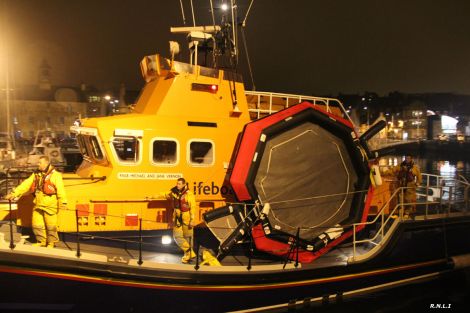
[351,173,470,261]
[245,90,353,125]
[0,198,293,270]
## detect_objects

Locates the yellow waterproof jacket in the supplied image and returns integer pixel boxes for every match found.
[11,169,67,215]
[388,163,422,187]
[164,188,196,221]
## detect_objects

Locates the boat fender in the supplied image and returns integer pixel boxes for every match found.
[370,165,382,186]
[312,226,343,251]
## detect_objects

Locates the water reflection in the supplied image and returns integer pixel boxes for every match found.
[380,155,470,181]
[437,161,456,177]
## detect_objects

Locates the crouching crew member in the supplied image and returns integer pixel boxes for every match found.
[5,156,67,248]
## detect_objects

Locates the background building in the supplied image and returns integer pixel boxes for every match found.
[0,60,138,140]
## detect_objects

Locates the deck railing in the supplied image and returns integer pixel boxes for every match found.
[0,195,299,271]
[350,173,470,262]
[245,90,353,125]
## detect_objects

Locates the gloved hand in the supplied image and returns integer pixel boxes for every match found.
[4,193,15,201]
[188,220,194,229]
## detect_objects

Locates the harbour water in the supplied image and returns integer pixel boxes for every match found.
[302,271,470,313]
[384,154,470,182]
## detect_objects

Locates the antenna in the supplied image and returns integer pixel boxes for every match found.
[240,0,256,90]
[242,0,255,27]
[209,0,217,66]
[190,0,196,27]
[179,0,186,25]
[209,0,216,27]
[230,0,238,64]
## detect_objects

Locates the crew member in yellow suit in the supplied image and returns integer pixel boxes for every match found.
[388,155,422,217]
[164,177,196,263]
[5,155,67,248]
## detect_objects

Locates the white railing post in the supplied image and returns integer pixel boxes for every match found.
[400,188,404,219]
[352,224,356,260]
[425,175,430,219]
[448,186,452,215]
[269,93,273,115]
[381,206,384,243]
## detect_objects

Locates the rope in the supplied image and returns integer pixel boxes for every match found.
[268,189,369,205]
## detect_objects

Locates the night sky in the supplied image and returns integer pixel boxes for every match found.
[3,0,470,96]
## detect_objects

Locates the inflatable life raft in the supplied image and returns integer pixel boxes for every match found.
[204,102,385,262]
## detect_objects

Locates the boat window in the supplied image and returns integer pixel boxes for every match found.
[112,137,140,163]
[89,136,104,160]
[188,140,214,166]
[77,135,90,157]
[77,134,106,164]
[152,139,178,165]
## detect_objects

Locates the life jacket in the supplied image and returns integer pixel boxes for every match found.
[30,167,57,196]
[397,161,415,186]
[171,186,190,212]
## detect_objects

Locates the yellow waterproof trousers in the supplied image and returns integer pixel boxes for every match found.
[399,183,417,215]
[173,210,195,261]
[32,208,58,245]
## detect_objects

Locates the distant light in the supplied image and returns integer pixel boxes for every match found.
[363,106,367,110]
[115,100,119,103]
[221,3,228,11]
[385,113,390,116]
[211,84,218,92]
[361,97,365,101]
[104,95,111,101]
[162,235,172,245]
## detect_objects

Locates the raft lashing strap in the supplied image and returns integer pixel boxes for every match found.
[203,201,348,258]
